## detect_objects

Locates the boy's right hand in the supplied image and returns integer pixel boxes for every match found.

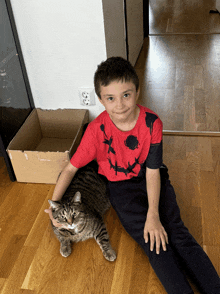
[44,207,64,228]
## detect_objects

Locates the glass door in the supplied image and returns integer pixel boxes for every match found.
[0,0,35,180]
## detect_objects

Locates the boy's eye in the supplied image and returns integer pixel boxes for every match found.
[107,97,114,101]
[124,93,130,98]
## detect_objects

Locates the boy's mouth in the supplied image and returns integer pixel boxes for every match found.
[115,109,129,114]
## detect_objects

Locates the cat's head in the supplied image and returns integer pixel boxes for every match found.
[48,191,85,232]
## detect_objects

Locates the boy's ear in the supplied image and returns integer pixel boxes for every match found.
[98,96,104,106]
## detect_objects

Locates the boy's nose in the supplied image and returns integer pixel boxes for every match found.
[116,98,124,109]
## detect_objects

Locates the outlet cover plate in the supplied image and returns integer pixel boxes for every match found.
[78,88,95,106]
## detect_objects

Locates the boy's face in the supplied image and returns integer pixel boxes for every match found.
[98,80,140,125]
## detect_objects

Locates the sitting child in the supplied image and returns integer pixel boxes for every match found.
[45,57,220,294]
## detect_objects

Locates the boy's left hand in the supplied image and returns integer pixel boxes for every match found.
[144,212,169,254]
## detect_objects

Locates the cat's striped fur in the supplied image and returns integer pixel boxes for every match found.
[49,161,116,262]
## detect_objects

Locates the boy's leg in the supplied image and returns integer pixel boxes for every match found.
[107,178,194,294]
[107,169,220,294]
[159,173,220,294]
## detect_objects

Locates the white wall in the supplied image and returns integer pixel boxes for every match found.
[11,0,107,120]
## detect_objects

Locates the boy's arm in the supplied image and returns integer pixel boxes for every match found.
[144,167,168,254]
[52,163,78,201]
[44,162,78,227]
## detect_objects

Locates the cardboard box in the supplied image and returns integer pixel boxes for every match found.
[7,109,89,184]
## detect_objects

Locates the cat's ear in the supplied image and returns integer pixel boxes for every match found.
[73,191,81,203]
[48,200,61,209]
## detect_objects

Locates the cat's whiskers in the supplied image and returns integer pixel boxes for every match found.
[67,223,77,230]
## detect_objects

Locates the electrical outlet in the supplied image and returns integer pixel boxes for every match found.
[79,88,95,106]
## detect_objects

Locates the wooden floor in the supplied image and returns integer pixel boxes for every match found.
[138,0,220,133]
[135,35,220,132]
[149,0,220,35]
[1,2,220,293]
[0,134,219,294]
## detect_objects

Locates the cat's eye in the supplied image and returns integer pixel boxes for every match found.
[72,212,78,218]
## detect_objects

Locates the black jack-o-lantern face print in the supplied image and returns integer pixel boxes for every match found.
[145,112,158,134]
[100,124,141,176]
[100,124,116,154]
[108,157,140,176]
[124,135,139,150]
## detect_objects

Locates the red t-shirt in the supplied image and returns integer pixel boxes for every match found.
[70,104,163,182]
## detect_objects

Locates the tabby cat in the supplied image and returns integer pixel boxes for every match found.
[49,161,116,262]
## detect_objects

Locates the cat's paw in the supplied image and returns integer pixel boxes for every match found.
[60,245,72,257]
[103,249,117,262]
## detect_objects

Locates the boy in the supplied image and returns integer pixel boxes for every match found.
[45,57,220,293]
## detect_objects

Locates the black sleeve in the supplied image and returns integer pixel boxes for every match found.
[146,141,163,169]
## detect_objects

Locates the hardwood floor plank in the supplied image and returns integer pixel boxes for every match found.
[1,246,36,294]
[163,89,177,130]
[128,245,166,294]
[211,137,220,163]
[21,225,60,292]
[194,89,206,128]
[0,235,27,278]
[0,183,26,259]
[71,241,116,294]
[166,18,173,33]
[185,150,201,207]
[12,184,50,236]
[205,88,220,132]
[0,279,6,292]
[194,65,204,90]
[200,170,220,247]
[0,183,52,269]
[19,290,36,294]
[198,137,214,172]
[203,245,220,275]
[0,159,15,206]
[180,206,203,246]
[183,86,196,131]
[0,182,26,230]
[110,232,136,294]
[24,185,54,247]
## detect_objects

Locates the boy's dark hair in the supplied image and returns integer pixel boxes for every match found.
[94,57,139,98]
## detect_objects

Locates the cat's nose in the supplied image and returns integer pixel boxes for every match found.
[67,218,72,224]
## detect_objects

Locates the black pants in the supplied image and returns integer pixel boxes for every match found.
[107,166,220,294]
